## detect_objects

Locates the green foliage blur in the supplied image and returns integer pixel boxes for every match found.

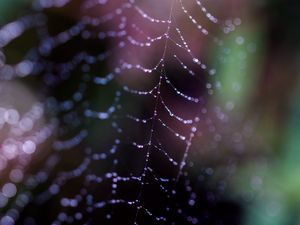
[212,1,300,224]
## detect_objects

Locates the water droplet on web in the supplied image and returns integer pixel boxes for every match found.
[22,140,36,154]
[4,109,19,125]
[2,183,17,198]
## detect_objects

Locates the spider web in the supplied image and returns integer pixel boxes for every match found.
[0,0,248,224]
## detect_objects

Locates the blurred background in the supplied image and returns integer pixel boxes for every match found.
[0,0,300,225]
